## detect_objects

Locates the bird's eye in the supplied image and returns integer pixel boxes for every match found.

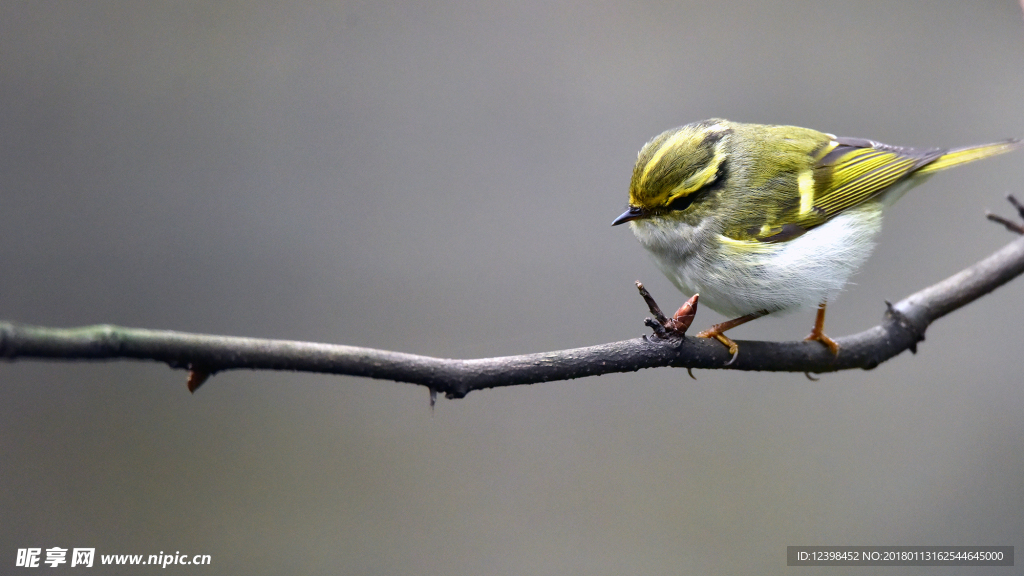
[664,157,727,213]
[666,193,697,212]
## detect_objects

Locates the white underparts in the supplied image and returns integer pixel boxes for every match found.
[630,204,884,318]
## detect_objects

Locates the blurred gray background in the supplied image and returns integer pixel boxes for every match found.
[3,1,1023,574]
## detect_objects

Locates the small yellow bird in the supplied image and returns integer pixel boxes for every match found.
[613,119,1020,359]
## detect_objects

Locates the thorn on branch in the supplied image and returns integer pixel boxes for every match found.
[635,282,699,338]
[186,365,212,393]
[986,194,1024,235]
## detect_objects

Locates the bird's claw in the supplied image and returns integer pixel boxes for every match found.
[696,329,740,365]
[804,330,840,357]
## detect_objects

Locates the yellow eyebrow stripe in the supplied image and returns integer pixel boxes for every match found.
[639,123,729,187]
[640,130,691,187]
[667,147,726,199]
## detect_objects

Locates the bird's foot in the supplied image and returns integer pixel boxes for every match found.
[695,327,740,365]
[804,329,840,356]
[805,301,840,357]
[694,312,766,365]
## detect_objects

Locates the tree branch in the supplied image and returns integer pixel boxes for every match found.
[4,208,1024,399]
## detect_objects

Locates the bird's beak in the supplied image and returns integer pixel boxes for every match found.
[611,206,644,226]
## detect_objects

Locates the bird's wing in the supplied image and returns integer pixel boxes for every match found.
[807,137,943,220]
[745,137,943,244]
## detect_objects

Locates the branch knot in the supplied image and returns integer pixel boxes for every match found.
[884,301,926,354]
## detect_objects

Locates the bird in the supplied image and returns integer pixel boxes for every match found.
[612,119,1020,360]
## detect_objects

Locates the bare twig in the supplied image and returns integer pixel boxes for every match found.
[636,281,670,327]
[637,282,699,337]
[3,208,1024,399]
[988,194,1024,234]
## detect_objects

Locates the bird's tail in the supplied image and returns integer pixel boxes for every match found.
[917,138,1022,175]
